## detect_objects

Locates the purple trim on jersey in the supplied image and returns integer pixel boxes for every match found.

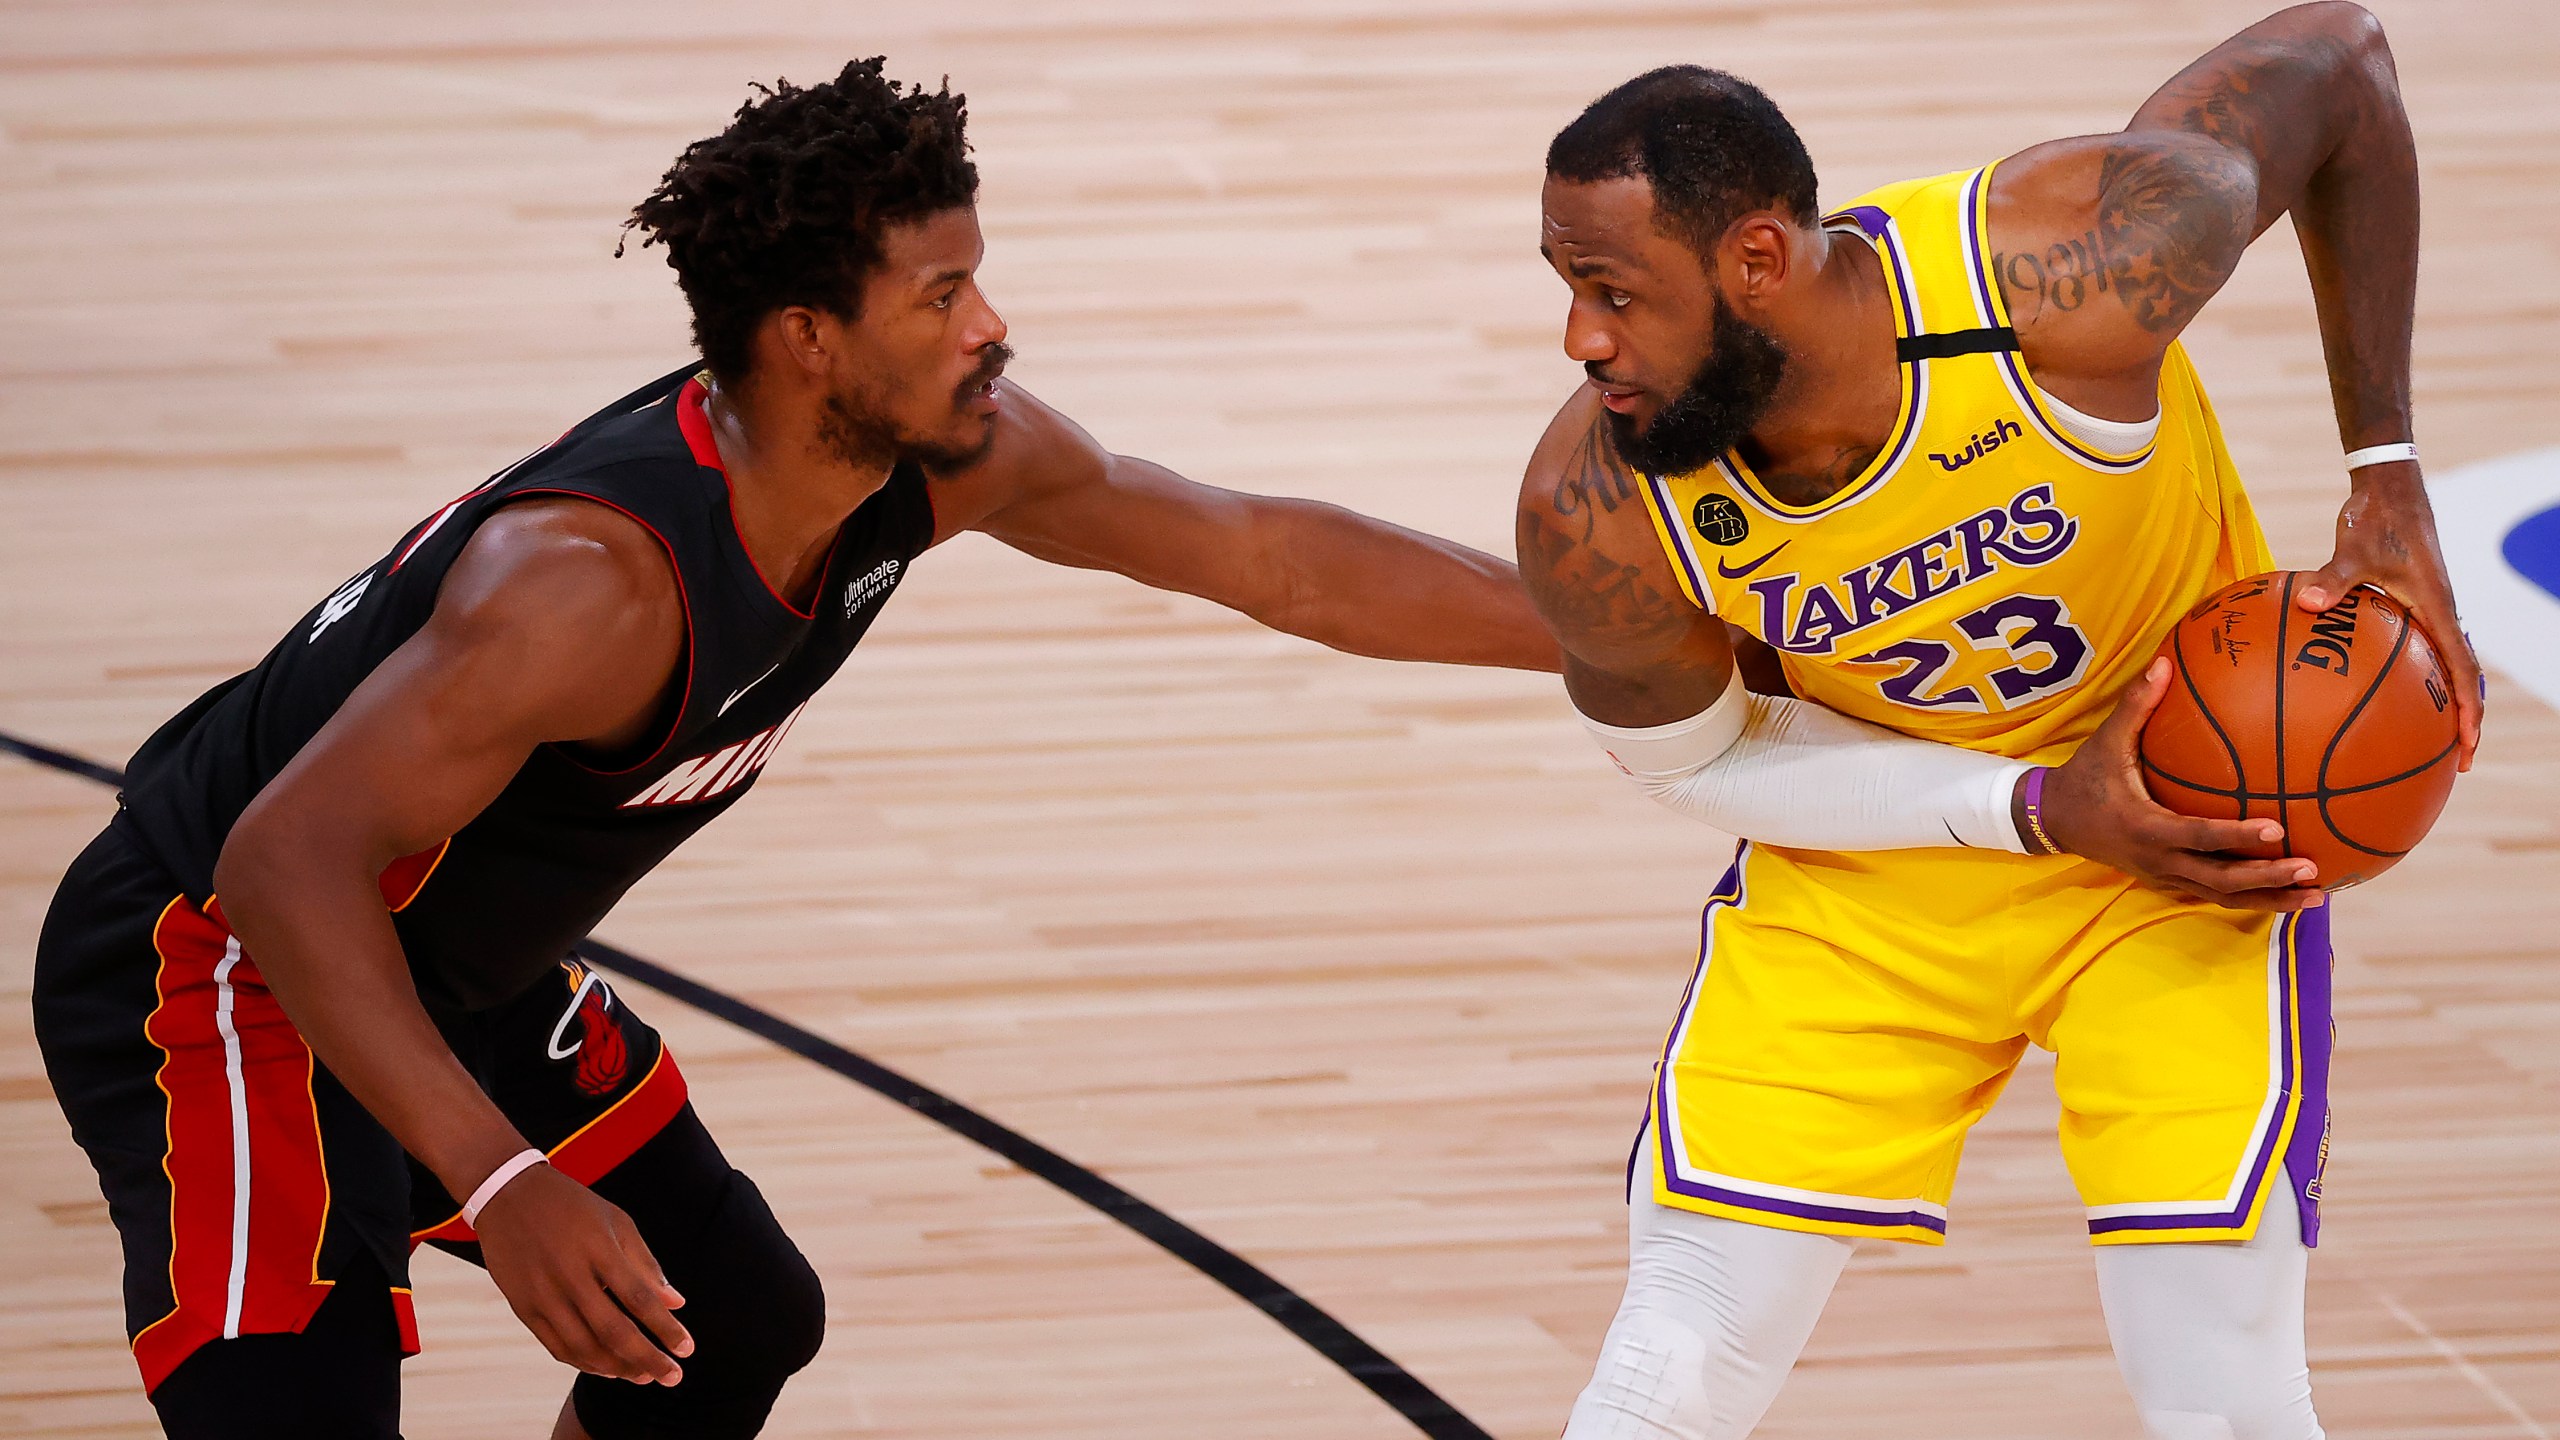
[1646,849,1948,1236]
[2281,904,2334,1246]
[1876,224,1922,340]
[1645,473,1712,601]
[2087,909,2326,1242]
[1954,167,2154,475]
[1653,848,1744,1081]
[1829,203,1892,239]
[1820,204,1918,343]
[1723,220,1924,520]
[1997,347,2155,472]
[1957,169,2003,326]
[1658,1180,1950,1236]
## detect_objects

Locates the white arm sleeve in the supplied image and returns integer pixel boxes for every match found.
[1578,684,2032,853]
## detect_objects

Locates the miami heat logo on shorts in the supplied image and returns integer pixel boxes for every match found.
[546,963,628,1097]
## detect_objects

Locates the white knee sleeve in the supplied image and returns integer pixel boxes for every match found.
[2096,1197,2324,1440]
[1562,1183,1853,1440]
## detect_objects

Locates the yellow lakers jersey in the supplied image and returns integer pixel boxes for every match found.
[1638,164,2274,765]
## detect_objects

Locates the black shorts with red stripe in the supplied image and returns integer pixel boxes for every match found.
[35,816,823,1438]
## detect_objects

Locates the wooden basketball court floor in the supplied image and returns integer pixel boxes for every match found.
[3,1,2555,1435]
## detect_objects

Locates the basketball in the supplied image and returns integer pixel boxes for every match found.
[2140,572,2461,890]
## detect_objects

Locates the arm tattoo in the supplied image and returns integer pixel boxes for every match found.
[1996,239,2112,323]
[1549,419,1640,545]
[2144,33,2354,180]
[1993,143,2250,337]
[1997,31,2378,340]
[2088,142,2255,334]
[1518,418,1693,656]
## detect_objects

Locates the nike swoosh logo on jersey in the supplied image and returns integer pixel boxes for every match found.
[718,661,782,716]
[1717,543,1791,580]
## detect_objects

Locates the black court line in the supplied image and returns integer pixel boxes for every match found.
[1,729,1493,1440]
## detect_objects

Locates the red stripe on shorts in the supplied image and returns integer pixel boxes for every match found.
[130,901,361,1391]
[408,1045,690,1246]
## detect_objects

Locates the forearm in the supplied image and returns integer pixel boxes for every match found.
[2138,6,2416,452]
[2292,12,2418,455]
[214,833,529,1200]
[1580,685,2028,853]
[1271,499,1564,671]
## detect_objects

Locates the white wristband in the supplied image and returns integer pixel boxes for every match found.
[461,1147,548,1227]
[2344,442,2417,471]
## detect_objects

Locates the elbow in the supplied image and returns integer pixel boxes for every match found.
[1263,555,1322,644]
[1239,505,1334,645]
[211,800,296,919]
[213,789,364,925]
[2296,2,2390,64]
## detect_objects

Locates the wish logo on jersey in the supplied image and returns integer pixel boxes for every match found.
[619,701,808,809]
[1746,483,2081,656]
[1927,416,2025,473]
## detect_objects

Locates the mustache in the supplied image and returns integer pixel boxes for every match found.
[1583,361,1631,389]
[961,343,1015,396]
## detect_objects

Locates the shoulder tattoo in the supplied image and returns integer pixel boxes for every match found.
[1518,416,1694,649]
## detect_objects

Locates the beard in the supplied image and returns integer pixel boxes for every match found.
[1604,295,1789,478]
[818,342,1016,472]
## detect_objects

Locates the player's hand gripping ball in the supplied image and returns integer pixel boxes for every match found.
[2138,572,2461,890]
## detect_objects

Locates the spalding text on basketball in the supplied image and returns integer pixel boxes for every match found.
[2290,592,2364,677]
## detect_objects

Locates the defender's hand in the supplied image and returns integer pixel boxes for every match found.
[474,1164,693,1385]
[2298,464,2484,772]
[2032,658,2325,913]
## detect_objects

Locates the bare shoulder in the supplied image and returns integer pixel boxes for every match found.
[1517,385,1652,553]
[1513,388,1700,661]
[1986,131,2255,371]
[445,498,678,632]
[919,382,1110,543]
[428,497,684,732]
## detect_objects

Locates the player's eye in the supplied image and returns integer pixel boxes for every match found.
[930,291,954,311]
[1606,290,1632,310]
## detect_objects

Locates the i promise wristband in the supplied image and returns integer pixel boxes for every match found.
[2021,767,2063,857]
[2344,442,2418,471]
[462,1147,549,1227]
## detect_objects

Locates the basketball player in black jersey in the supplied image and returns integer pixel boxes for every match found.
[32,61,1560,1440]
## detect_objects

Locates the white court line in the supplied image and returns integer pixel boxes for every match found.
[2368,1286,2554,1439]
[2434,447,2560,714]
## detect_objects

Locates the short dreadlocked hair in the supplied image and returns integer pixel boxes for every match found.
[624,58,978,384]
[1546,67,1817,260]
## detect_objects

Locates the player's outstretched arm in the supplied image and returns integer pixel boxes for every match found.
[213,501,695,1388]
[1994,2,2482,766]
[940,383,1562,671]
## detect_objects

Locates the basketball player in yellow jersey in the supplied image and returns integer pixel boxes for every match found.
[1516,7,2485,1437]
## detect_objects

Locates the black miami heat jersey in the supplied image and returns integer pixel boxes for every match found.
[117,364,935,1013]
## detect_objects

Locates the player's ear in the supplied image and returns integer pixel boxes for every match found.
[769,305,835,381]
[1725,215,1794,305]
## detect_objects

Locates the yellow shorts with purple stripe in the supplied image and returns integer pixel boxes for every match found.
[1639,841,2332,1247]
